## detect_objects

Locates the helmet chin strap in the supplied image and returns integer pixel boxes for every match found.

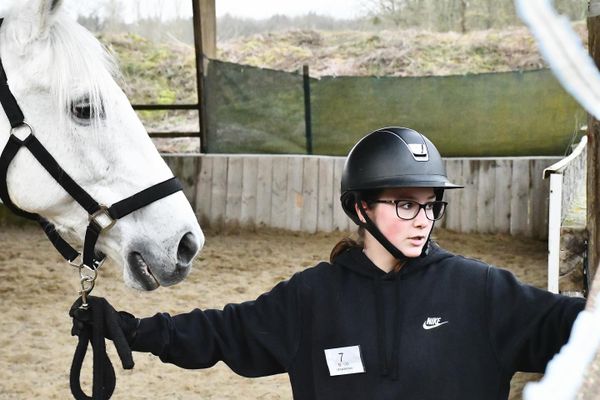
[356,196,433,263]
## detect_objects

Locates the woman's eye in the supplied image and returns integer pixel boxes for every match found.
[398,201,414,210]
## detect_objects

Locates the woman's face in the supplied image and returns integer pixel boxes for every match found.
[361,187,436,264]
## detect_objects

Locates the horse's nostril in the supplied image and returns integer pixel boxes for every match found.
[177,232,199,265]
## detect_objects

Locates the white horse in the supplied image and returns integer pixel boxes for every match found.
[0,0,204,290]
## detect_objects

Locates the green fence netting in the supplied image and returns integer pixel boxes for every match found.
[205,60,585,157]
[205,60,306,153]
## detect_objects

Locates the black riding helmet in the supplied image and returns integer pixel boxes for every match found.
[340,127,462,260]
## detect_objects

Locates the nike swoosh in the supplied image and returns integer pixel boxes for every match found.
[422,321,449,330]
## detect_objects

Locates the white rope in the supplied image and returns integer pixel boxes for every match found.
[523,292,600,399]
[516,0,600,120]
[516,1,600,398]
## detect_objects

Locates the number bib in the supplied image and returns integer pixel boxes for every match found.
[324,345,366,376]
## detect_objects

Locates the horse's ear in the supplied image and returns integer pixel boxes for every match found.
[34,0,62,15]
[7,0,64,45]
[36,0,63,26]
[50,0,63,13]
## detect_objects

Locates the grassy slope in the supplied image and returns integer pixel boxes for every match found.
[217,23,588,77]
[103,32,198,105]
[106,23,588,103]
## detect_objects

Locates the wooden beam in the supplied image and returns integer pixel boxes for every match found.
[588,5,600,282]
[191,0,216,153]
[199,0,216,59]
[133,104,199,110]
[579,2,600,391]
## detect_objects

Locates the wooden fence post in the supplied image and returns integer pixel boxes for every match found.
[588,4,600,281]
[192,0,216,153]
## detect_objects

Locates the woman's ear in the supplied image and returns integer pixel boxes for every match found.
[354,201,370,224]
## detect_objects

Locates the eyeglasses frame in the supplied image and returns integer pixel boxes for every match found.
[367,199,448,221]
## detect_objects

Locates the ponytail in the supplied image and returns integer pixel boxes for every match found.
[329,226,366,263]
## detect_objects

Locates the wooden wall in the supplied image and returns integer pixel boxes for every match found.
[442,158,555,239]
[164,154,560,239]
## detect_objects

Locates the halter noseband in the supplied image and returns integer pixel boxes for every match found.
[0,18,183,274]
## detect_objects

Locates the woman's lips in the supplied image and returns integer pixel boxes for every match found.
[408,236,426,245]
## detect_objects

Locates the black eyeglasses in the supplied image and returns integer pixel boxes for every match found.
[368,199,448,221]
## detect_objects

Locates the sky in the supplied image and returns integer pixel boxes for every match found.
[0,1,366,21]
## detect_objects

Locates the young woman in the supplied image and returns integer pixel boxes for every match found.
[73,127,585,399]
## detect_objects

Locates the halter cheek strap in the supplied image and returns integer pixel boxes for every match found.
[0,39,25,127]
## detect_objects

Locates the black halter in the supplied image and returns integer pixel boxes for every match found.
[0,18,183,272]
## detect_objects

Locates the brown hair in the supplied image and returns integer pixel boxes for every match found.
[330,226,366,262]
[330,189,382,263]
[331,226,405,272]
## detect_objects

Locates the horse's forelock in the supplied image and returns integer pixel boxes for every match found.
[48,16,121,128]
[1,6,122,130]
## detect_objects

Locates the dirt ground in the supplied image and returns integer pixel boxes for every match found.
[0,224,548,399]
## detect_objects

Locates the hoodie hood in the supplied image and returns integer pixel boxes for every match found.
[331,241,455,380]
[333,241,454,279]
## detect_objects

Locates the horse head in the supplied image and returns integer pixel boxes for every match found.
[0,0,204,290]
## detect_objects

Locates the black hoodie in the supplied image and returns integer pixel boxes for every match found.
[132,243,585,400]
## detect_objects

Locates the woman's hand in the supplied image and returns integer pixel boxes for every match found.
[69,296,140,346]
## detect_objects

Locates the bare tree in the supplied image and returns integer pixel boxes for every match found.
[173,0,184,20]
[132,0,143,21]
[155,0,167,20]
[458,0,467,33]
[375,0,403,26]
[102,0,122,31]
[361,0,548,32]
[364,0,420,27]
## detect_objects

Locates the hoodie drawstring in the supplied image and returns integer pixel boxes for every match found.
[391,280,401,380]
[373,278,389,377]
[373,276,401,380]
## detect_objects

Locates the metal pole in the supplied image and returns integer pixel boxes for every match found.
[547,173,563,293]
[303,65,313,155]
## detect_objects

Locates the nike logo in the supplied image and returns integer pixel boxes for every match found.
[422,317,449,330]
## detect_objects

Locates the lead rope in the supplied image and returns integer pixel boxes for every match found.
[69,292,135,400]
[70,266,114,400]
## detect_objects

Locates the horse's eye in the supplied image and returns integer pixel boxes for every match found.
[70,97,104,124]
[72,103,91,119]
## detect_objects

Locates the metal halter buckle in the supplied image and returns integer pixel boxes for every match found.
[89,205,116,231]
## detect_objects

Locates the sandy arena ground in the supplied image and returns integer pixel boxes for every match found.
[0,224,548,399]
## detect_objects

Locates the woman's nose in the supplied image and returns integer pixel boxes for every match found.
[412,207,430,226]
